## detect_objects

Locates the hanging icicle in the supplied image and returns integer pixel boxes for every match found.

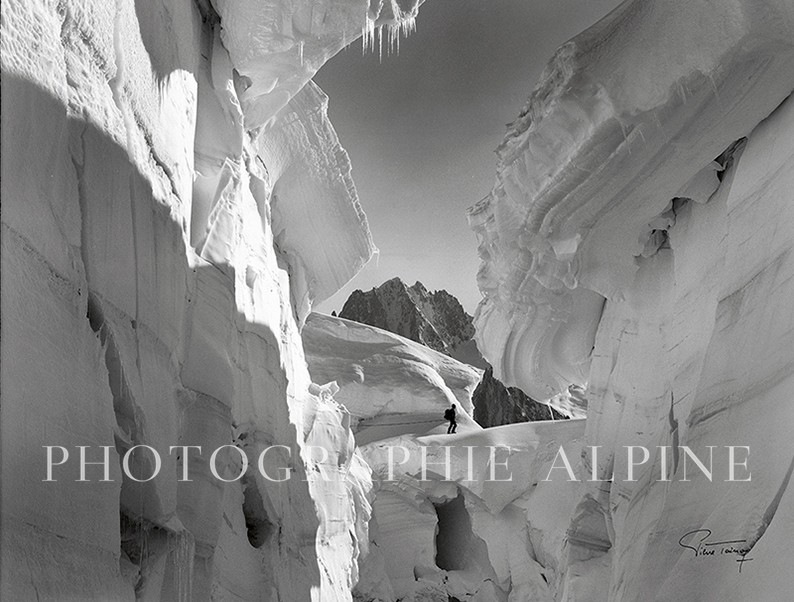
[172,529,195,602]
[360,6,417,58]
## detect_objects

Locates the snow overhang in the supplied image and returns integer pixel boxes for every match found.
[211,0,423,129]
[469,0,794,399]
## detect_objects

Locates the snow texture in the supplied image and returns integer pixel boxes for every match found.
[0,0,403,599]
[304,312,584,601]
[303,312,482,445]
[357,420,586,602]
[470,0,794,599]
[4,0,794,599]
[211,0,423,128]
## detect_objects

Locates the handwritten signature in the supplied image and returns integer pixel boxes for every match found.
[678,529,753,573]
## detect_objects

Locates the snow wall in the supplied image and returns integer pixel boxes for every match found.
[1,0,419,600]
[470,0,794,599]
[4,0,794,601]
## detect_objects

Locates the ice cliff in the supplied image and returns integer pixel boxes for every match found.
[5,0,794,599]
[1,0,418,600]
[470,0,794,599]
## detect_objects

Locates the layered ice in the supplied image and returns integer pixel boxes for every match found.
[259,82,376,323]
[211,0,422,128]
[470,0,794,401]
[470,0,794,599]
[0,0,403,599]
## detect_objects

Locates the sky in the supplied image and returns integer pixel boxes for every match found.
[314,0,622,314]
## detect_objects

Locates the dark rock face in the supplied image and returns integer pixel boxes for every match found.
[339,278,474,354]
[472,367,567,427]
[339,278,568,427]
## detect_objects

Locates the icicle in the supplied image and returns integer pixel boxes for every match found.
[360,10,416,58]
[172,530,195,602]
[388,25,396,57]
[362,20,375,55]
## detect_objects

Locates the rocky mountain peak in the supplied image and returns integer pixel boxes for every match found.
[339,277,474,354]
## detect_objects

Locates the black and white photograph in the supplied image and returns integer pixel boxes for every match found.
[2,0,793,600]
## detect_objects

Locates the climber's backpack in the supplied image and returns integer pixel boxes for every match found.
[444,408,454,421]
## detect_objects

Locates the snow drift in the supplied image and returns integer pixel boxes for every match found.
[303,312,482,444]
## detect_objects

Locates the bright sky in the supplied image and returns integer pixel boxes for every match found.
[315,0,622,314]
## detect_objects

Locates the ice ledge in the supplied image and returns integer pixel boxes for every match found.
[211,0,423,129]
[259,81,377,319]
[470,0,794,398]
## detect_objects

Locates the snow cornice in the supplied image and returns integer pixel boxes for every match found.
[470,0,794,399]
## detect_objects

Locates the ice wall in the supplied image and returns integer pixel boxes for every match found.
[212,0,422,128]
[357,420,586,602]
[470,0,794,599]
[0,0,416,599]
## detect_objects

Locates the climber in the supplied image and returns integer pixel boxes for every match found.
[444,404,457,434]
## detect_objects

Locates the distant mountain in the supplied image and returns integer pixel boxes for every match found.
[339,278,485,366]
[337,278,569,426]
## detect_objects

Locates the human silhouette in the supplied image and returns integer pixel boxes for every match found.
[444,404,457,434]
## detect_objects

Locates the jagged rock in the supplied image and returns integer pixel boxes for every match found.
[340,277,475,356]
[473,368,568,427]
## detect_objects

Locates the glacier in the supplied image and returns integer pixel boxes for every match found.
[3,0,794,600]
[304,314,585,601]
[469,0,794,600]
[1,0,417,599]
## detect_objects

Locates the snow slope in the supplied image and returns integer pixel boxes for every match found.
[338,278,576,426]
[303,312,482,444]
[470,0,794,599]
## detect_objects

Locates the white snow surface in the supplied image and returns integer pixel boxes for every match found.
[211,0,423,128]
[303,314,586,601]
[470,0,794,600]
[0,0,392,599]
[470,0,794,401]
[356,420,586,602]
[5,0,794,600]
[303,312,482,444]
